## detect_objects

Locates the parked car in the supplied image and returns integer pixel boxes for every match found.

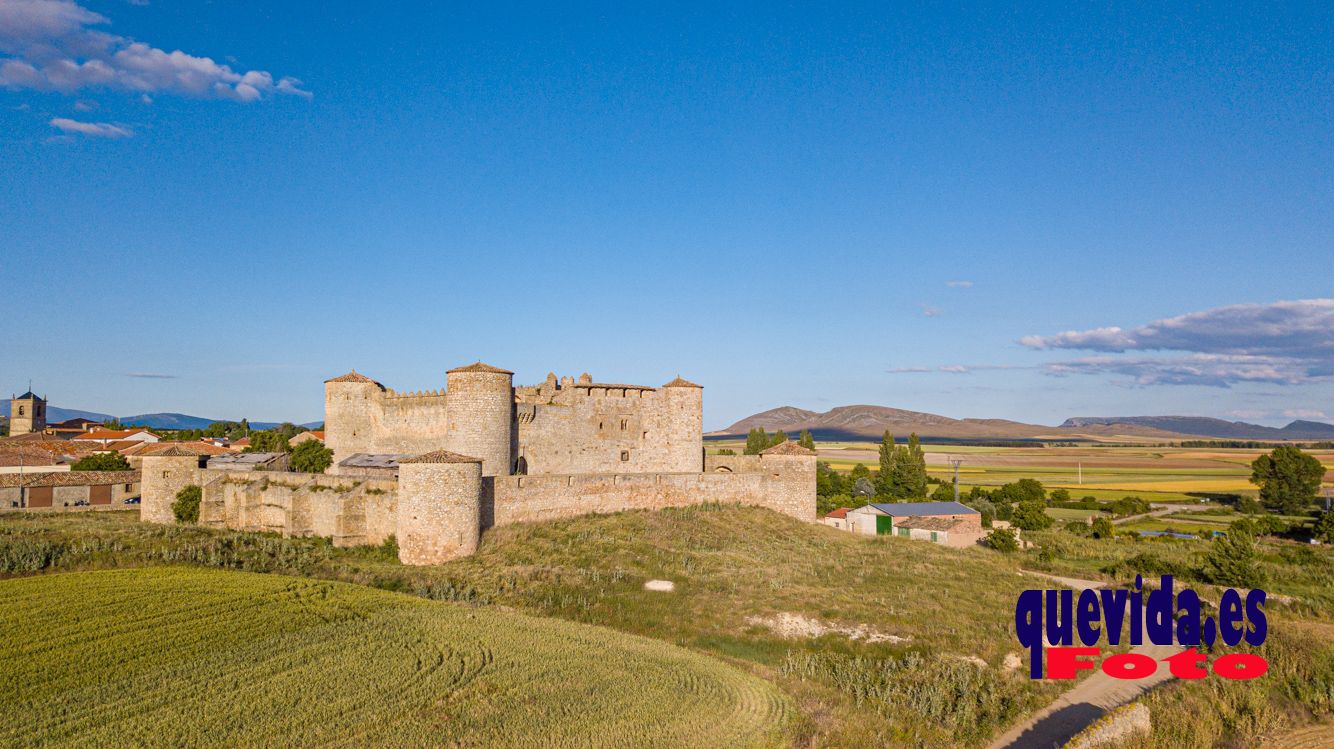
[73,500,89,507]
[124,497,141,505]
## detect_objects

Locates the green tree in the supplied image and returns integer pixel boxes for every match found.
[1314,511,1334,544]
[888,432,927,499]
[1250,446,1324,515]
[769,430,789,448]
[815,461,845,498]
[1010,500,1054,531]
[1090,517,1114,539]
[986,528,1019,553]
[798,430,816,452]
[930,483,955,502]
[1204,522,1265,588]
[1049,488,1072,504]
[172,485,202,524]
[70,452,131,471]
[744,428,767,455]
[876,431,895,496]
[290,440,334,474]
[244,431,291,453]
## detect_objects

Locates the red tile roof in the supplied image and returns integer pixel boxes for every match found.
[76,428,156,441]
[447,361,513,375]
[825,507,849,519]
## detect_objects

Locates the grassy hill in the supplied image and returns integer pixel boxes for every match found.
[0,567,791,748]
[0,506,1059,747]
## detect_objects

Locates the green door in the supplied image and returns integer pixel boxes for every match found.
[929,532,938,543]
[876,515,894,535]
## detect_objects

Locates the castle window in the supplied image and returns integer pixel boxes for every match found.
[17,406,23,416]
[125,484,132,491]
[162,471,169,479]
[620,450,630,462]
[619,419,627,431]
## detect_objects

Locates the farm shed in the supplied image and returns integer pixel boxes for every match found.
[844,501,985,547]
[0,470,141,510]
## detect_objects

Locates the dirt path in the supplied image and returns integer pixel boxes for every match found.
[1111,505,1176,525]
[1259,723,1334,748]
[989,572,1178,749]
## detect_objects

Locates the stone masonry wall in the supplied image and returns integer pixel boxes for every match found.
[196,470,398,547]
[485,454,816,529]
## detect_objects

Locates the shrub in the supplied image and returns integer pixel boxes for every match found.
[1063,520,1092,537]
[1203,523,1265,588]
[172,485,202,524]
[290,439,334,474]
[70,452,131,471]
[1009,500,1053,531]
[986,528,1019,553]
[1090,517,1114,539]
[1315,511,1334,545]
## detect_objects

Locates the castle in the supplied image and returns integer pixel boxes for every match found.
[140,363,815,565]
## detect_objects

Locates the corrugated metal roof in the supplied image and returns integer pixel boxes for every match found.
[867,501,977,517]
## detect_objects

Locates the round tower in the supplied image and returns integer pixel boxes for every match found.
[396,450,483,564]
[140,449,203,524]
[660,376,704,472]
[323,370,384,470]
[445,362,514,476]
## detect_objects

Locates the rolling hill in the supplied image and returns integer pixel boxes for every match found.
[716,405,1188,442]
[0,401,318,431]
[717,405,1334,442]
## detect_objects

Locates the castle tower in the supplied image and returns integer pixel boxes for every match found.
[323,371,384,468]
[9,390,46,435]
[758,441,818,521]
[140,448,204,524]
[396,450,483,565]
[660,376,704,472]
[445,362,514,477]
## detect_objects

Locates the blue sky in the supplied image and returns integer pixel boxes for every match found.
[2,1,1331,429]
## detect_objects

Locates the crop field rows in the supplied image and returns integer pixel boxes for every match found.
[0,568,791,749]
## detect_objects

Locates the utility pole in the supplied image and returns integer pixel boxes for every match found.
[1078,461,1083,485]
[950,457,963,502]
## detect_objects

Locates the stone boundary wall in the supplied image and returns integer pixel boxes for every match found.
[197,470,397,547]
[484,455,815,529]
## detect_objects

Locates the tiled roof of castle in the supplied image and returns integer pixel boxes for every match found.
[447,361,513,375]
[325,370,379,384]
[130,441,231,457]
[760,441,816,456]
[14,391,42,401]
[662,376,702,388]
[401,449,482,464]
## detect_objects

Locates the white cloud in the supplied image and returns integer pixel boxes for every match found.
[0,0,309,101]
[49,116,130,136]
[1019,299,1334,357]
[1042,354,1320,388]
[945,280,974,288]
[1023,299,1334,388]
[1282,408,1327,419]
[921,305,941,317]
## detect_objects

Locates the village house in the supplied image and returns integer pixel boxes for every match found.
[74,428,161,447]
[289,430,325,446]
[206,452,290,472]
[843,501,986,548]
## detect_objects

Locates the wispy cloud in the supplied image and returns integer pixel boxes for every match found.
[0,0,310,101]
[1022,299,1334,388]
[889,364,1027,375]
[49,116,129,137]
[921,305,942,318]
[1283,408,1328,419]
[945,280,974,288]
[125,372,177,379]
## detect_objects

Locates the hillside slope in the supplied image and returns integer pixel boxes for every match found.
[0,567,790,749]
[719,404,1186,441]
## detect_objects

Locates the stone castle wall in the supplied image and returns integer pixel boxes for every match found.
[326,368,703,477]
[183,468,398,546]
[484,453,813,528]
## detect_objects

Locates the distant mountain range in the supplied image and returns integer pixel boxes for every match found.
[0,401,319,432]
[716,405,1334,442]
[1059,416,1334,441]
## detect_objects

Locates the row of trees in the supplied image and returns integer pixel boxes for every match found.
[742,428,817,454]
